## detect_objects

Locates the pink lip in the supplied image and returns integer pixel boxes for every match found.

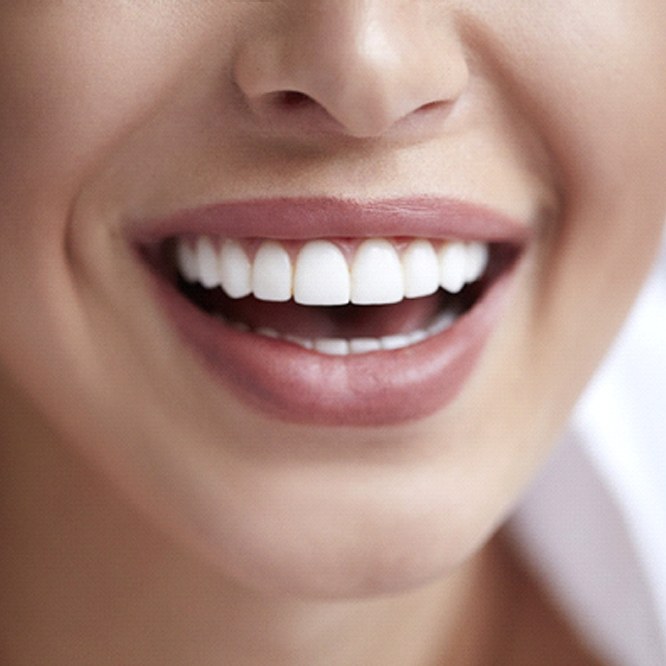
[135,197,530,426]
[134,196,531,243]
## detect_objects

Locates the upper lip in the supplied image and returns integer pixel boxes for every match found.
[131,196,532,245]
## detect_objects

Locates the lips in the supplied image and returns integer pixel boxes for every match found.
[135,197,529,426]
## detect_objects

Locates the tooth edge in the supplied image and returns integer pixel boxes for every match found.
[252,240,293,302]
[176,239,199,283]
[294,240,351,306]
[219,240,252,299]
[402,239,440,299]
[439,242,467,294]
[196,236,221,288]
[351,239,404,305]
[465,241,490,284]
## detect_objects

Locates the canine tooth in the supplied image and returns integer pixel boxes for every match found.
[256,327,280,339]
[294,241,351,305]
[349,338,383,354]
[195,236,221,288]
[219,240,252,299]
[230,320,250,333]
[252,241,292,302]
[176,239,199,283]
[439,242,467,294]
[406,329,428,345]
[314,338,350,356]
[351,239,404,304]
[428,310,457,335]
[285,335,314,350]
[379,333,412,350]
[465,242,489,283]
[402,240,439,298]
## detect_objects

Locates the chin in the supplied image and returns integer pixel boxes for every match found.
[143,450,503,599]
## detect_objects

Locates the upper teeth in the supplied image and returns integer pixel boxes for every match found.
[176,237,489,306]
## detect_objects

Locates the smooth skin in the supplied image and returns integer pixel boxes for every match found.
[1,2,665,664]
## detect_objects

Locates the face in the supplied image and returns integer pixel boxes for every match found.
[1,1,665,597]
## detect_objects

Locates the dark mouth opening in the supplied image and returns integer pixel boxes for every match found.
[142,240,519,343]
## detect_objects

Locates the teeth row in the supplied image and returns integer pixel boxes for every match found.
[229,310,458,355]
[177,237,489,306]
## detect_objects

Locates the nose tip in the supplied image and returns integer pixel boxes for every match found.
[234,3,469,140]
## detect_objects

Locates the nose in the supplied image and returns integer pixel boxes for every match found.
[233,1,469,140]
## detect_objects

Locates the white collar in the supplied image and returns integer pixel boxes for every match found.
[510,236,666,666]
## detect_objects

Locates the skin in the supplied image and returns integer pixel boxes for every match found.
[1,1,665,664]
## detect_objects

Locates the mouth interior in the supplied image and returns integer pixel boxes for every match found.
[141,238,518,348]
[179,280,479,340]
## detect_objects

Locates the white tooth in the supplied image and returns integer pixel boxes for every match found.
[379,333,412,351]
[351,239,404,304]
[219,240,252,299]
[285,335,314,350]
[428,310,457,335]
[402,240,439,298]
[349,338,382,354]
[252,241,292,302]
[256,327,280,339]
[406,329,428,345]
[294,241,351,305]
[465,242,489,283]
[176,239,199,283]
[314,338,350,356]
[230,320,250,333]
[195,236,221,288]
[439,242,467,294]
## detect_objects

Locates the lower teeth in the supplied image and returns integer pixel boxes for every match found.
[226,309,459,356]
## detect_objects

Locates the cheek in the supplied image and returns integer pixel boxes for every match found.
[0,8,238,356]
[0,6,221,213]
[503,2,666,399]
[493,2,666,183]
[466,3,666,338]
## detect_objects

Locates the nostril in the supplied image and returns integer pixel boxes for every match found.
[277,90,316,110]
[417,101,445,114]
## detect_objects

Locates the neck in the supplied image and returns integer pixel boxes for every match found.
[0,381,505,666]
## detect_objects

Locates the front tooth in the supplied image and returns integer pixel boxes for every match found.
[351,239,404,304]
[314,338,350,356]
[252,241,292,302]
[439,242,467,294]
[256,327,280,339]
[196,236,221,288]
[379,333,412,351]
[349,338,383,353]
[407,329,428,345]
[294,241,351,305]
[176,239,199,283]
[402,240,439,298]
[285,334,314,350]
[219,240,252,299]
[465,242,489,283]
[230,320,250,333]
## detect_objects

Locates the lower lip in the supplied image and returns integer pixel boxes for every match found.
[149,264,518,427]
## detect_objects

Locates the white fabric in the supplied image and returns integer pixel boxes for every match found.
[511,235,666,665]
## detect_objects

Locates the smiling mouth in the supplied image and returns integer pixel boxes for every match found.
[136,197,529,426]
[167,235,506,354]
